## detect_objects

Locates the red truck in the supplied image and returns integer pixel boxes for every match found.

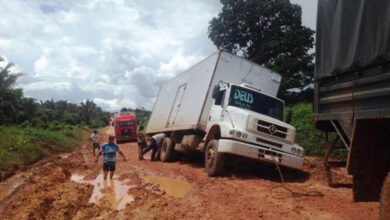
[113,113,137,142]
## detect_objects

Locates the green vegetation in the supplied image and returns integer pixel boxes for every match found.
[208,0,314,104]
[286,103,347,159]
[0,57,108,180]
[286,103,324,155]
[0,125,87,180]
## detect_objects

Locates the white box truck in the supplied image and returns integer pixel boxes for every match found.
[146,51,304,176]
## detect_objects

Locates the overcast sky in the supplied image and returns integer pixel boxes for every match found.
[0,0,317,111]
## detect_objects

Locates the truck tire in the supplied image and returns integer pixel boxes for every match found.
[205,140,224,177]
[380,173,390,220]
[160,137,175,162]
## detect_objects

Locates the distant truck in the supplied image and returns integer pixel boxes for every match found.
[146,51,304,176]
[113,113,137,142]
[314,0,390,218]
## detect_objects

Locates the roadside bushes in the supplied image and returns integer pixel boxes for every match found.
[0,125,86,180]
[285,103,324,155]
[286,103,347,159]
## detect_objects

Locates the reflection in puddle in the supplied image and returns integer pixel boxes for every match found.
[143,176,192,198]
[71,174,134,210]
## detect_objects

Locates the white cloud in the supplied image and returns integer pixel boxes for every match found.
[0,0,315,111]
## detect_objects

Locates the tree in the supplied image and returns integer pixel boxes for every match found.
[0,60,23,124]
[80,99,96,125]
[208,0,315,103]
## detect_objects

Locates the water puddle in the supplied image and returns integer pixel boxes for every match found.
[142,176,192,198]
[58,152,72,159]
[0,172,30,199]
[71,174,134,210]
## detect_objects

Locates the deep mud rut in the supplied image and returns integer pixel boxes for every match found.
[0,126,379,219]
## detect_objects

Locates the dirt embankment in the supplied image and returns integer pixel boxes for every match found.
[0,127,380,219]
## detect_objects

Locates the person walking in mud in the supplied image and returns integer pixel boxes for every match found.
[136,126,147,160]
[90,130,100,156]
[95,135,126,180]
[139,133,166,161]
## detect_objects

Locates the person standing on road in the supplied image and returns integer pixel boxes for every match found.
[95,135,126,180]
[136,126,147,160]
[90,130,100,156]
[139,133,166,161]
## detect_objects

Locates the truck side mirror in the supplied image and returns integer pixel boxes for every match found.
[212,85,220,99]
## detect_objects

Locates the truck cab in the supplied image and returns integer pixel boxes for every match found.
[203,83,304,175]
[114,113,137,142]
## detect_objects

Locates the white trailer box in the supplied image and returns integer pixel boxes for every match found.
[146,51,282,134]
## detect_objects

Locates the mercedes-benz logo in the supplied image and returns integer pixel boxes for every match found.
[268,124,277,134]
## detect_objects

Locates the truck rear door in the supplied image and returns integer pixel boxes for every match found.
[166,84,187,128]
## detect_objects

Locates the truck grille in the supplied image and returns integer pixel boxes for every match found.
[256,120,287,139]
[247,116,288,140]
[121,129,131,137]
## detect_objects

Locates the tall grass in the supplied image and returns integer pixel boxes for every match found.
[0,125,88,180]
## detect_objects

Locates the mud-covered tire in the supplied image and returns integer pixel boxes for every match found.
[380,172,390,220]
[160,137,175,162]
[205,140,224,177]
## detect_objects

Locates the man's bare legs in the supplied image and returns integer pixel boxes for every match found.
[103,170,108,180]
[110,170,115,179]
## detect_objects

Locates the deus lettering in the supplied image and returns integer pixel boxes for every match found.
[234,90,253,104]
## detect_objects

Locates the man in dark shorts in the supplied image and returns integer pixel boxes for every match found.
[136,126,147,160]
[90,130,100,155]
[95,135,126,179]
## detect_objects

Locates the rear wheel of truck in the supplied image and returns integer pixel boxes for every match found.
[160,137,175,162]
[380,172,390,220]
[205,140,224,177]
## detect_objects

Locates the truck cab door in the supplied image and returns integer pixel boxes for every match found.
[209,89,226,123]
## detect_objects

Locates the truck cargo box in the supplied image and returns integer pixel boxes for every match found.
[146,51,282,134]
[314,0,390,139]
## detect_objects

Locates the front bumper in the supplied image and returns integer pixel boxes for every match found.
[217,139,304,170]
[116,135,137,141]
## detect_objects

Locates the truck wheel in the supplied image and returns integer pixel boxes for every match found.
[380,172,390,220]
[160,137,175,162]
[205,140,224,177]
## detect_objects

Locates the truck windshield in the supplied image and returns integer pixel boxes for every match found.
[116,121,135,127]
[228,85,284,121]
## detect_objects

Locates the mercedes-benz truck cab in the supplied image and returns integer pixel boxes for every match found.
[208,82,303,172]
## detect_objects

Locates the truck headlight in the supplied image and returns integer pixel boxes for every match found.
[297,149,302,156]
[291,147,297,154]
[229,130,247,140]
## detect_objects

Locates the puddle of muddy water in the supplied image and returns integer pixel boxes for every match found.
[142,176,192,198]
[58,152,72,159]
[0,172,30,199]
[71,174,134,210]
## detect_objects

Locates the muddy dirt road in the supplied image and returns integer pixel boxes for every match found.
[0,127,379,219]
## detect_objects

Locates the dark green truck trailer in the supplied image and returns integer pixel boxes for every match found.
[314,0,390,218]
